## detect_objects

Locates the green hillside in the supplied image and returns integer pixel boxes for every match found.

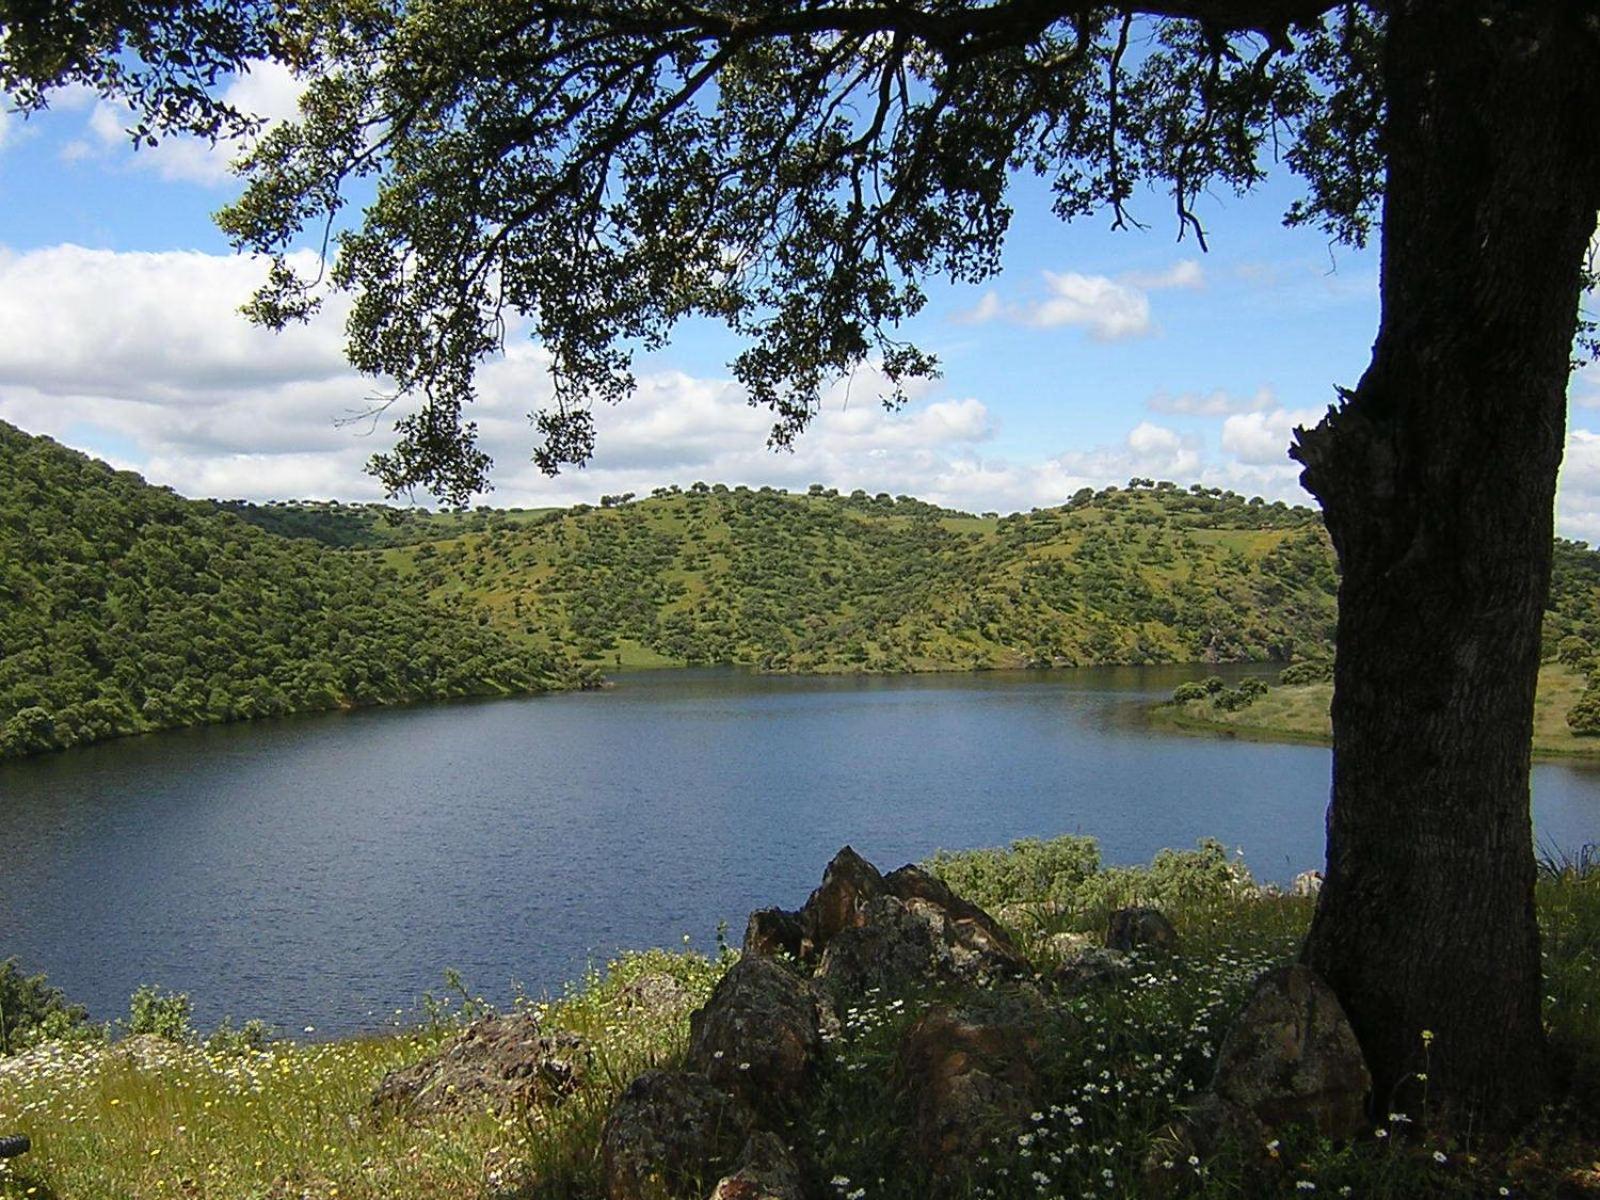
[377,481,1341,673]
[0,422,584,760]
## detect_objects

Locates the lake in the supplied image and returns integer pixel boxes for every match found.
[1,666,1596,1035]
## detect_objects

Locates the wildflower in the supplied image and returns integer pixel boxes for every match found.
[1421,1028,1435,1044]
[1296,1182,1316,1192]
[1433,1151,1447,1164]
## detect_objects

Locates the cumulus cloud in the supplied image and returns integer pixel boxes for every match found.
[1220,407,1326,465]
[7,241,1595,535]
[961,260,1203,341]
[1028,271,1151,339]
[87,59,303,185]
[1147,385,1277,416]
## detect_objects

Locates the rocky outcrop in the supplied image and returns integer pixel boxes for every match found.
[897,1000,1044,1177]
[707,1132,807,1200]
[1209,964,1370,1139]
[1051,946,1132,995]
[744,847,1027,996]
[606,847,1031,1198]
[743,908,805,960]
[371,1012,588,1116]
[601,1069,754,1200]
[1106,906,1179,953]
[687,956,827,1120]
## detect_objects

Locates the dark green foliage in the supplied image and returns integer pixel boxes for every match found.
[1170,681,1208,703]
[0,422,579,761]
[0,958,89,1054]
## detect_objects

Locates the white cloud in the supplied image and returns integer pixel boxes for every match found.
[1122,260,1204,290]
[1028,271,1151,340]
[1148,386,1277,416]
[1220,407,1326,465]
[953,290,1003,325]
[965,260,1201,341]
[87,60,303,186]
[0,108,12,152]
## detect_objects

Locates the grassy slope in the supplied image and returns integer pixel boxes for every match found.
[3,838,1597,1200]
[379,485,1340,674]
[1160,663,1600,759]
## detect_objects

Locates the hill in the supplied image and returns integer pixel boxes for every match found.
[374,481,1342,673]
[0,422,583,760]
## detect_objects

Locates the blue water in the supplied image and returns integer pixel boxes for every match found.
[0,666,1595,1034]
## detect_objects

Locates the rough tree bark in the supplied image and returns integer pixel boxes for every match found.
[1294,0,1600,1127]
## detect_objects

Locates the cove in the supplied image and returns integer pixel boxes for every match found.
[1,665,1595,1035]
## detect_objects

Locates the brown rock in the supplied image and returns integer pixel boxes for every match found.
[601,1069,754,1200]
[815,895,941,998]
[707,1132,807,1200]
[686,956,825,1119]
[1105,906,1179,953]
[897,1003,1043,1175]
[800,846,888,956]
[1210,964,1371,1139]
[371,1012,588,1116]
[885,864,1029,982]
[1051,946,1132,995]
[743,908,805,960]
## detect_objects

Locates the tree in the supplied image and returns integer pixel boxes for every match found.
[7,0,1600,1127]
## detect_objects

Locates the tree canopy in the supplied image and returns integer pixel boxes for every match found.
[201,0,1396,503]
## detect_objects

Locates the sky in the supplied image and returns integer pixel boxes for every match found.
[3,62,1600,533]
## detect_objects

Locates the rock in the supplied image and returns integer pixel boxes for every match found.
[1046,930,1097,957]
[800,846,888,955]
[707,1132,806,1200]
[743,908,805,960]
[372,1012,588,1116]
[1051,946,1132,995]
[896,1002,1043,1173]
[1140,1093,1272,1195]
[885,864,1029,981]
[1292,870,1324,898]
[815,895,941,998]
[601,1069,754,1200]
[1210,964,1370,1139]
[617,973,694,1017]
[1106,906,1179,953]
[686,956,825,1119]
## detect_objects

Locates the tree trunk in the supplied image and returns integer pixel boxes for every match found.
[1293,1,1600,1128]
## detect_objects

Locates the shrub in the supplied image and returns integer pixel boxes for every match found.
[1170,681,1207,703]
[1201,675,1226,694]
[1559,635,1593,667]
[0,958,92,1054]
[1568,686,1600,735]
[126,985,194,1042]
[926,835,1102,911]
[1279,658,1334,685]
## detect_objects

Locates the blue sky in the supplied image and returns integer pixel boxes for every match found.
[3,63,1599,533]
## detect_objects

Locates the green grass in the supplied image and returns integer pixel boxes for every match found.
[1158,663,1600,759]
[4,840,1598,1199]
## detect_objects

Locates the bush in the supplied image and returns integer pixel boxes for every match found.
[0,958,92,1054]
[1211,685,1254,711]
[126,985,194,1042]
[1558,635,1593,667]
[1568,686,1600,736]
[1239,675,1269,698]
[1170,681,1207,703]
[1201,675,1226,694]
[1279,658,1334,685]
[926,835,1103,911]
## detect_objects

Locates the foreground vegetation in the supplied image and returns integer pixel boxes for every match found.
[0,423,587,760]
[3,837,1596,1199]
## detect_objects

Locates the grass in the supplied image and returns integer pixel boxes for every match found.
[1157,663,1600,759]
[3,839,1598,1199]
